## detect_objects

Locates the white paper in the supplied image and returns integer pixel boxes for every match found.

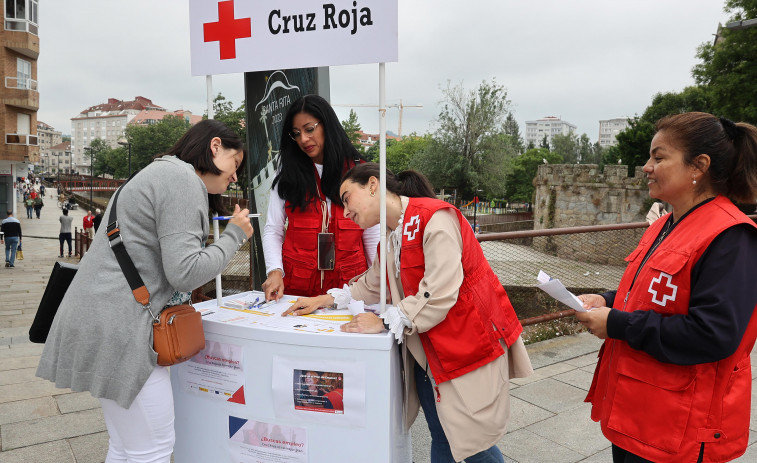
[197,291,357,334]
[271,356,366,428]
[536,271,587,312]
[229,417,307,463]
[178,340,246,404]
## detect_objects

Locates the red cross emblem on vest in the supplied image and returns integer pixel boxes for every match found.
[404,215,421,241]
[203,0,252,60]
[648,271,678,307]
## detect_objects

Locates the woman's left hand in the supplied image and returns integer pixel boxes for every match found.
[340,313,385,334]
[575,307,611,339]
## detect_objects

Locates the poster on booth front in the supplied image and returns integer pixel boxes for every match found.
[229,416,307,463]
[177,340,246,404]
[293,369,344,414]
[272,356,366,427]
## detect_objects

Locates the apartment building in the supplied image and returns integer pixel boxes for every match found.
[598,117,630,147]
[0,0,39,213]
[37,120,61,150]
[71,96,166,174]
[39,141,71,174]
[524,116,577,148]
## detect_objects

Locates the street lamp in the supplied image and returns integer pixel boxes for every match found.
[118,139,131,177]
[473,189,484,233]
[84,146,94,206]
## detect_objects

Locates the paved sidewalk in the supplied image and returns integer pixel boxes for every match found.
[1,197,756,462]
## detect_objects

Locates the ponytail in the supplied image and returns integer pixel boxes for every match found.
[341,162,436,199]
[730,122,757,204]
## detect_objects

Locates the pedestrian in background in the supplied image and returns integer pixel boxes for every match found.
[83,210,95,239]
[33,195,44,219]
[577,112,757,463]
[1,210,22,268]
[58,208,73,258]
[93,208,103,233]
[24,196,33,219]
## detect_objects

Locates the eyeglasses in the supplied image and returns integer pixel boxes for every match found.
[289,122,320,141]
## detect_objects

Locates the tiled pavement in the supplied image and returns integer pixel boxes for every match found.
[1,196,756,462]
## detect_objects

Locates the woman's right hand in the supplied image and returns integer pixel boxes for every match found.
[282,295,334,317]
[228,204,254,239]
[262,269,285,301]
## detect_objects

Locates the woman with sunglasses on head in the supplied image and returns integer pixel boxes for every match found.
[284,163,533,463]
[576,112,757,463]
[262,95,379,300]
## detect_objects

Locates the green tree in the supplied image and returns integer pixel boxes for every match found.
[385,133,431,174]
[83,138,112,177]
[503,112,524,154]
[124,115,192,172]
[539,134,550,150]
[504,148,563,202]
[692,0,757,124]
[365,138,395,163]
[210,93,249,195]
[423,78,514,196]
[211,93,246,139]
[340,109,363,152]
[550,132,579,163]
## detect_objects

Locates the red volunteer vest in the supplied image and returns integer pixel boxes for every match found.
[586,196,757,462]
[281,163,367,297]
[399,197,523,383]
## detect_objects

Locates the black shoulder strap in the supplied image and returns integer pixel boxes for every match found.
[106,172,151,306]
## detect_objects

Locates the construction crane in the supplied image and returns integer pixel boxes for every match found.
[332,100,423,138]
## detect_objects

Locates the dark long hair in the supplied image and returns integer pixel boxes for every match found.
[655,112,757,204]
[341,162,436,199]
[272,95,365,210]
[158,119,246,214]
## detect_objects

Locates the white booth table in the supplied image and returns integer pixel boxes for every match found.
[171,291,411,463]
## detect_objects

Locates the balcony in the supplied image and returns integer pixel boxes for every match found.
[3,77,39,110]
[6,133,38,145]
[2,27,39,59]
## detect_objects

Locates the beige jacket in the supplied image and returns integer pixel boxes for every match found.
[350,197,532,461]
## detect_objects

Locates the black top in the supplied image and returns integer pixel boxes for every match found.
[603,214,757,365]
[1,218,22,238]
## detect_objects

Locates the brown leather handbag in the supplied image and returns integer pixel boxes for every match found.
[106,177,205,366]
[151,304,206,366]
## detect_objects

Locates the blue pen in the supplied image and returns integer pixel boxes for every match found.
[247,297,260,309]
[213,214,261,220]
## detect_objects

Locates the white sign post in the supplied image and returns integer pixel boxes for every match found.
[189,0,398,306]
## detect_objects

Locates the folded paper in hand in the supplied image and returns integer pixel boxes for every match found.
[536,270,587,312]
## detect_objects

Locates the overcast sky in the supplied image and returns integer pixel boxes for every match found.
[39,1,730,142]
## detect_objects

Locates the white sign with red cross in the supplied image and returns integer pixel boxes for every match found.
[189,0,398,76]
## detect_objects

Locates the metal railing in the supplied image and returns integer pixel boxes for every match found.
[6,133,38,145]
[4,76,38,91]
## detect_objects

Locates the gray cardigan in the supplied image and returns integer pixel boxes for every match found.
[36,156,247,408]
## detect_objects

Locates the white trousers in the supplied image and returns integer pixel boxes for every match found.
[99,366,175,463]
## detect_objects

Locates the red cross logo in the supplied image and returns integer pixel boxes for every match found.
[648,271,678,307]
[203,0,251,60]
[404,215,421,241]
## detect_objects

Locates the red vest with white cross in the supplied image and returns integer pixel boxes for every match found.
[586,195,757,463]
[399,197,523,384]
[281,162,367,297]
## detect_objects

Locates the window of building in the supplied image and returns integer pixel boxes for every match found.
[16,58,30,89]
[5,0,38,34]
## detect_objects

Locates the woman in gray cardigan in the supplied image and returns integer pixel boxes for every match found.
[36,120,254,462]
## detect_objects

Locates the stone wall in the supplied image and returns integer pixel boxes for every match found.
[532,164,649,265]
